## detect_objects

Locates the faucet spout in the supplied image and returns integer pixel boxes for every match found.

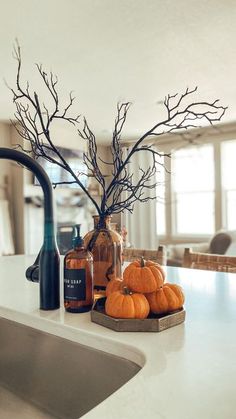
[0,147,60,310]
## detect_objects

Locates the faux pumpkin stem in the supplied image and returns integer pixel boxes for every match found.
[140,257,145,267]
[123,286,131,295]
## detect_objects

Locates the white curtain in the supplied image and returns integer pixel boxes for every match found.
[0,200,15,255]
[121,147,158,249]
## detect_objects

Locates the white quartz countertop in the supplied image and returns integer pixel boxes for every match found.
[1,255,236,419]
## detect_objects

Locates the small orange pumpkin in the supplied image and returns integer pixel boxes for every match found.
[105,287,150,319]
[123,257,165,294]
[146,283,185,315]
[105,277,123,297]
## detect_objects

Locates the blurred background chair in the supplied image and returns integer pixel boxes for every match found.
[167,231,233,267]
[122,245,166,265]
[182,247,236,272]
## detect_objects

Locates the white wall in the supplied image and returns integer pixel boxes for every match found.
[51,123,87,151]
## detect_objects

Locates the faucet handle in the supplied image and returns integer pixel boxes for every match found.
[25,245,60,310]
[25,252,40,283]
[25,264,39,282]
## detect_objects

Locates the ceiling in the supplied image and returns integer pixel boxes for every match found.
[0,0,236,145]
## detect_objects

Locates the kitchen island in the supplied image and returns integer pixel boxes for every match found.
[0,255,236,419]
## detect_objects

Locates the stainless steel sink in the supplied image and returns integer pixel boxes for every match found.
[0,317,141,419]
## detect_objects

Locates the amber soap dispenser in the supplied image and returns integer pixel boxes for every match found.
[64,224,94,313]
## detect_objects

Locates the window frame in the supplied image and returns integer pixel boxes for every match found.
[155,131,236,245]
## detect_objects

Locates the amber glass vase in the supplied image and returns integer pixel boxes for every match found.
[83,215,122,290]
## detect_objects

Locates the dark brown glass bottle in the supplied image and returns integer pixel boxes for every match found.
[83,215,122,290]
[64,224,93,313]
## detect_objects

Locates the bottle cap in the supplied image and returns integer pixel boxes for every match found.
[72,224,84,248]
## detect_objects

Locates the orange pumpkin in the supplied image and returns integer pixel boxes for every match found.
[146,283,185,314]
[123,257,165,294]
[105,287,150,319]
[105,277,123,297]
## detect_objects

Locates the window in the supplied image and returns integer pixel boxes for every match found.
[155,133,236,242]
[172,144,215,235]
[221,140,236,230]
[35,147,88,188]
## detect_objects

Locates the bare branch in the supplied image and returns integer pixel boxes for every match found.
[52,181,78,189]
[8,44,227,219]
[8,42,101,215]
[104,87,227,212]
[78,117,106,193]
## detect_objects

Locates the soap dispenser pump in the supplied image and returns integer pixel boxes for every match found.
[64,224,93,313]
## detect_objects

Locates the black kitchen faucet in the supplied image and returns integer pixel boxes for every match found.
[0,147,60,310]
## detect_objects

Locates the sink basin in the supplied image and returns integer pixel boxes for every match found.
[0,317,141,419]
